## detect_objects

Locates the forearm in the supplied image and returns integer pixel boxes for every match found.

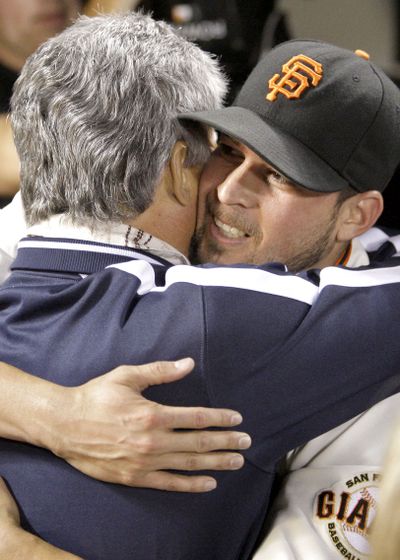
[0,527,82,560]
[0,362,67,450]
[0,115,20,196]
[0,477,82,559]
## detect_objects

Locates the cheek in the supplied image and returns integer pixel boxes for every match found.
[199,153,235,195]
[259,196,298,226]
[196,181,208,229]
[282,197,325,225]
[258,198,318,245]
[199,159,220,197]
[196,162,221,226]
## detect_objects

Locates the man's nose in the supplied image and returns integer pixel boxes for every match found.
[216,166,256,208]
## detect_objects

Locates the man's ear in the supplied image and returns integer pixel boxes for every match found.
[169,141,200,206]
[336,191,383,242]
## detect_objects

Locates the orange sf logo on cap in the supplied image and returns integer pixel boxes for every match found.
[267,54,323,102]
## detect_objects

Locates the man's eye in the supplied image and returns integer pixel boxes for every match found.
[266,170,285,184]
[215,142,241,161]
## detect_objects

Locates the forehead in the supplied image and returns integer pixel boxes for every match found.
[218,132,291,175]
[217,132,338,200]
[219,133,277,167]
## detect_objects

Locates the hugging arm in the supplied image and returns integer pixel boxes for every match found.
[0,477,82,559]
[0,359,250,492]
[0,116,20,200]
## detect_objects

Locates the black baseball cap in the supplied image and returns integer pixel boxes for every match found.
[180,39,400,193]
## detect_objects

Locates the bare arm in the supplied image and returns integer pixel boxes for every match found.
[0,115,20,198]
[0,359,250,492]
[0,478,82,559]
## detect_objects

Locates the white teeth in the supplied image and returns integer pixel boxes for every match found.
[214,217,246,239]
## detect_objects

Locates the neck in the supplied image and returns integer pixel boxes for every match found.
[26,214,189,265]
[311,241,351,270]
[127,192,196,258]
[129,213,192,257]
[334,243,352,266]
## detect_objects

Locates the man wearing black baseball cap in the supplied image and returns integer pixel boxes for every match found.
[180,40,400,559]
[182,39,400,273]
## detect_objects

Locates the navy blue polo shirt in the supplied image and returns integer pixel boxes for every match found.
[0,235,400,559]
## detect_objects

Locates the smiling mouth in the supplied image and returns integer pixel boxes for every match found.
[214,217,249,239]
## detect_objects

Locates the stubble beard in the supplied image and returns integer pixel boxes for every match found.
[279,219,338,272]
[190,202,340,272]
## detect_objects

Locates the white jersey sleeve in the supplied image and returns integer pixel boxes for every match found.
[253,393,400,560]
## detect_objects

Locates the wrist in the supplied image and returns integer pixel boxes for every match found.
[1,366,74,455]
[31,382,76,457]
[0,525,82,559]
[0,363,69,451]
[0,525,29,559]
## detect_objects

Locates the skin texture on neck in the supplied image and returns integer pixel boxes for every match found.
[127,142,201,257]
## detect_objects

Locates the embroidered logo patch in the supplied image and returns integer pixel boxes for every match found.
[314,471,381,559]
[267,54,323,102]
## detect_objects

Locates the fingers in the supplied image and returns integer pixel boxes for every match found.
[118,358,195,391]
[152,405,244,430]
[140,430,251,454]
[156,451,245,472]
[138,471,219,493]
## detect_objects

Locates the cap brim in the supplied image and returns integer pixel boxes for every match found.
[179,106,349,193]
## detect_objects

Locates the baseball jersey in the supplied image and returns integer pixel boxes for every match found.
[253,393,400,560]
[253,228,400,560]
[0,229,400,559]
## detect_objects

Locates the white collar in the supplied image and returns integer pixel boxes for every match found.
[346,237,370,268]
[25,216,371,269]
[26,214,190,266]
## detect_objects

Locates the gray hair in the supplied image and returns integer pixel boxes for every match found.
[11,12,228,225]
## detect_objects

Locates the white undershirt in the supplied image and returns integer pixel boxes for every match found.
[0,192,188,281]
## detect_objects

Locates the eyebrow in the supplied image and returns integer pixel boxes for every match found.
[219,133,302,188]
[220,135,291,177]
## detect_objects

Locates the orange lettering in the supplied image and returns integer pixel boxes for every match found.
[267,54,323,102]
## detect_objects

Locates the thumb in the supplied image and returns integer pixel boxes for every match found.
[116,358,195,391]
